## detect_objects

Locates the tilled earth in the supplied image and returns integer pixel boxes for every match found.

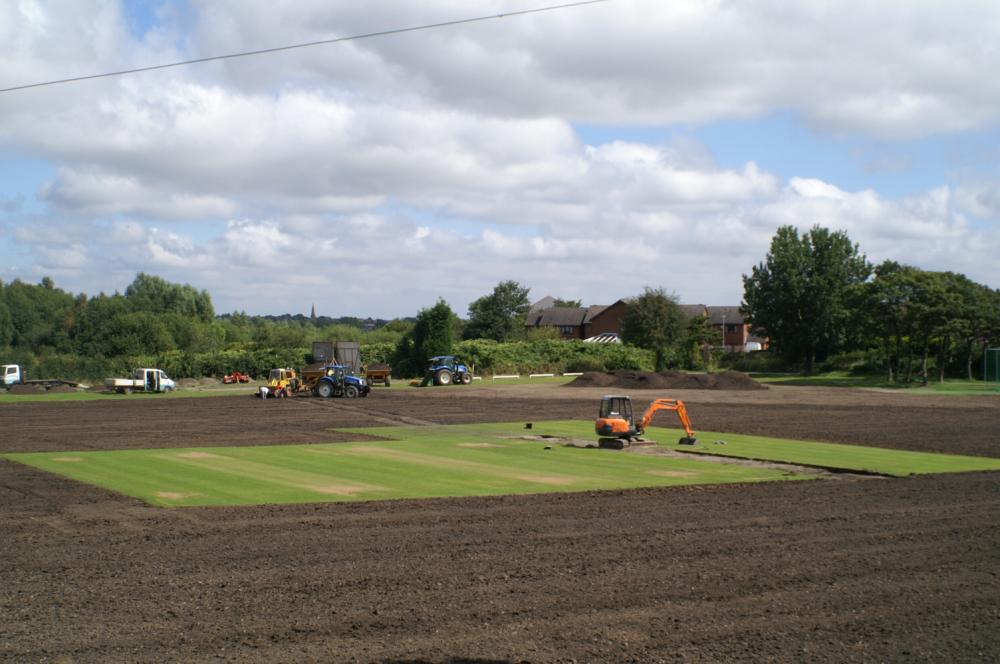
[2,384,999,663]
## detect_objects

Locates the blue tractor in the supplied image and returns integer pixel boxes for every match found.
[313,364,371,398]
[423,355,473,386]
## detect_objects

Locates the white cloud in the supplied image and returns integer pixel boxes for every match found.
[1,1,999,316]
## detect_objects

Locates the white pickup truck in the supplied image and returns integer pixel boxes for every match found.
[105,368,176,394]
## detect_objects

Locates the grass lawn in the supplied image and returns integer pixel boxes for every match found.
[7,420,1000,508]
[754,371,1000,394]
[4,421,804,507]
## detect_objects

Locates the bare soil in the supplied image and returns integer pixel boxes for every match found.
[2,384,999,663]
[568,369,766,390]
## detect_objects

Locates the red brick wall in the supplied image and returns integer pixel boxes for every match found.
[588,301,628,336]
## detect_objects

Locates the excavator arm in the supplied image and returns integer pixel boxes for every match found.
[638,398,696,442]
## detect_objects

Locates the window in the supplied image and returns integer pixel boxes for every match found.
[559,326,575,335]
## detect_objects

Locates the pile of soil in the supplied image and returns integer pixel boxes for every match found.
[178,378,200,388]
[567,369,766,390]
[46,384,78,393]
[8,383,45,394]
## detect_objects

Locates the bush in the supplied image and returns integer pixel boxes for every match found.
[720,351,792,373]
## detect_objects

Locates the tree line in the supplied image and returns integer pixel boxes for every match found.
[3,229,997,384]
[742,225,1000,383]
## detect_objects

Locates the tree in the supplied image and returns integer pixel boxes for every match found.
[620,287,685,371]
[463,280,531,341]
[742,225,871,373]
[682,313,722,371]
[125,273,215,322]
[392,299,458,376]
[553,298,582,308]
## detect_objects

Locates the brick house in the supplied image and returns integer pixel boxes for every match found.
[526,298,764,350]
[705,306,766,352]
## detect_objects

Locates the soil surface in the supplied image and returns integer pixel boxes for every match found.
[568,370,766,390]
[2,384,999,663]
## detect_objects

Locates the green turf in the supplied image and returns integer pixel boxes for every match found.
[458,420,1000,476]
[3,421,804,507]
[7,420,999,508]
[753,371,1000,394]
[654,429,1000,476]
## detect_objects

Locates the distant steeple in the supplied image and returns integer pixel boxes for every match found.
[310,303,317,321]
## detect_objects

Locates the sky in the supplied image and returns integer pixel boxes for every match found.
[1,0,999,319]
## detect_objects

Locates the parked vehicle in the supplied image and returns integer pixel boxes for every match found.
[104,368,176,394]
[257,368,299,398]
[2,364,24,388]
[311,364,371,398]
[422,356,473,386]
[222,371,251,384]
[2,363,84,391]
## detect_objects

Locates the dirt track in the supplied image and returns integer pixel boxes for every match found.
[2,384,999,662]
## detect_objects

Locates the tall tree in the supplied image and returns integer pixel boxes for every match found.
[463,280,531,341]
[620,287,685,371]
[392,299,458,376]
[125,273,215,322]
[742,225,871,373]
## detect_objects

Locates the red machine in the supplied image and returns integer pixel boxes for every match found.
[222,371,251,384]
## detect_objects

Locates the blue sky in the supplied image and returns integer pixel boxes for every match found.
[2,1,998,317]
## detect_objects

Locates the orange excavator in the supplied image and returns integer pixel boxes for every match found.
[595,395,697,448]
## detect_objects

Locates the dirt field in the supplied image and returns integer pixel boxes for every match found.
[2,384,999,662]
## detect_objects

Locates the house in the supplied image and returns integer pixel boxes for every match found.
[705,306,766,352]
[525,297,764,351]
[528,306,589,339]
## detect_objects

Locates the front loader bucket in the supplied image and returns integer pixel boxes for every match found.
[678,437,698,445]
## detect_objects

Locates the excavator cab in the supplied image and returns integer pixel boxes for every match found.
[596,395,698,448]
[597,395,638,438]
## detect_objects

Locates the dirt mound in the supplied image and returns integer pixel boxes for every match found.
[567,370,766,390]
[8,383,46,394]
[46,384,78,393]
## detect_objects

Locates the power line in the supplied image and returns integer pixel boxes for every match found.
[1,0,611,94]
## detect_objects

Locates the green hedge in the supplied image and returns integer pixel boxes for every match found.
[4,339,655,381]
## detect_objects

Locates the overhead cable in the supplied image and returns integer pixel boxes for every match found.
[0,0,611,94]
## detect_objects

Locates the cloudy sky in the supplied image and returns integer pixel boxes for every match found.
[1,0,998,318]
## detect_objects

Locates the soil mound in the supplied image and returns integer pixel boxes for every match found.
[567,370,765,390]
[46,384,78,393]
[9,383,46,394]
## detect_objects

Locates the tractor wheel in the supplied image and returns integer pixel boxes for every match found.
[459,373,472,385]
[435,369,452,386]
[316,382,334,398]
[344,384,359,398]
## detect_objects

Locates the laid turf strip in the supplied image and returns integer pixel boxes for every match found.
[6,420,1000,507]
[4,422,801,506]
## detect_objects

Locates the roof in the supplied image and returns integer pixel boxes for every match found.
[679,304,707,319]
[528,296,556,313]
[584,332,621,344]
[706,306,746,325]
[582,304,609,324]
[533,307,587,326]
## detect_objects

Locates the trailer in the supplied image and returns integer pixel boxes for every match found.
[364,363,392,387]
